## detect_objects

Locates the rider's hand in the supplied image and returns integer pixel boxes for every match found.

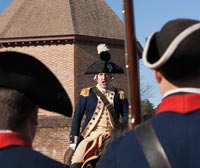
[69,143,76,150]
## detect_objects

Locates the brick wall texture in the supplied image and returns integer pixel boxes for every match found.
[33,116,72,163]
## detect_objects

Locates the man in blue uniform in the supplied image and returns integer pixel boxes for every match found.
[97,18,200,168]
[70,44,129,168]
[0,51,72,168]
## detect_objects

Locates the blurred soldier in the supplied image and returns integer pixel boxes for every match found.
[0,51,72,168]
[70,44,129,168]
[97,18,200,168]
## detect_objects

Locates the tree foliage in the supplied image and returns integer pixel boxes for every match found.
[141,99,155,120]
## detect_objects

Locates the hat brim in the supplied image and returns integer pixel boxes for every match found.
[143,20,200,69]
[0,51,72,117]
[84,61,124,74]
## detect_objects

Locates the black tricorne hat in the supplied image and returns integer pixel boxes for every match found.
[142,18,200,69]
[0,51,72,117]
[84,44,124,74]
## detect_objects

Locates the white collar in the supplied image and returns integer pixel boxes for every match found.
[163,87,200,98]
[0,130,13,133]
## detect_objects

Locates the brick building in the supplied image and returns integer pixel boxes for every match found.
[0,0,129,163]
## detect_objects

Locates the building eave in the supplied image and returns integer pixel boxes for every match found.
[0,34,125,48]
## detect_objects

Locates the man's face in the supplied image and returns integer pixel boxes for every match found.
[96,73,111,89]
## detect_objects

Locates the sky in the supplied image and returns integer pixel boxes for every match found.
[1,0,200,106]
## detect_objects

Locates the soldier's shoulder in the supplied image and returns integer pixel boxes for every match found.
[80,86,94,97]
[115,88,127,99]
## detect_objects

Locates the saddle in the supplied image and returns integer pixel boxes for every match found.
[82,134,110,168]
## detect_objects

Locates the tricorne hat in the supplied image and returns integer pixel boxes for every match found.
[142,18,200,69]
[0,51,72,117]
[84,44,124,74]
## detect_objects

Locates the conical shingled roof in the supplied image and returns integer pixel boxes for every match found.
[0,0,124,40]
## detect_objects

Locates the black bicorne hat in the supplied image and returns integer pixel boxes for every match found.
[84,44,124,74]
[142,18,200,69]
[0,51,72,117]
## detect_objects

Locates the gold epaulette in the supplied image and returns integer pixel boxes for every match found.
[80,87,91,97]
[117,88,127,100]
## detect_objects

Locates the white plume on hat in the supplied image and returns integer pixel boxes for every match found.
[84,43,124,74]
[97,44,109,54]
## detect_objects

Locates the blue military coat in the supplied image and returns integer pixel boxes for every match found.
[0,131,68,168]
[0,146,68,168]
[70,86,129,144]
[97,92,200,168]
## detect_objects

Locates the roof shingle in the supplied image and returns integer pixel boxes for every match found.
[0,0,124,39]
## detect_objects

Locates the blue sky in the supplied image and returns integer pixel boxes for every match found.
[0,0,12,13]
[1,0,200,106]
